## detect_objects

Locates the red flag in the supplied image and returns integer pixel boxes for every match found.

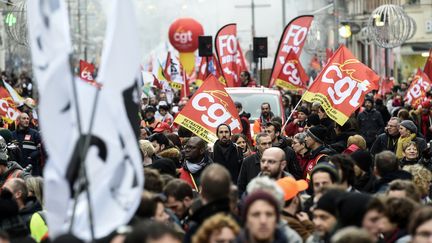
[236,40,249,75]
[379,77,394,96]
[153,74,162,90]
[275,51,308,90]
[424,49,432,81]
[303,45,380,125]
[212,53,226,85]
[180,71,190,99]
[0,86,19,124]
[405,69,432,108]
[163,52,172,81]
[79,59,95,83]
[269,15,314,87]
[325,48,334,63]
[215,24,241,87]
[196,57,209,84]
[174,75,242,143]
[79,59,102,88]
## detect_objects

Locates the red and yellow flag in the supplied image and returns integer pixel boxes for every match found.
[303,45,380,125]
[174,75,242,143]
[269,15,313,87]
[275,51,308,90]
[405,69,432,108]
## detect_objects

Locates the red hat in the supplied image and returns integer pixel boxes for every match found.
[153,122,172,133]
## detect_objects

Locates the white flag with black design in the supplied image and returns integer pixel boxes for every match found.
[27,0,143,241]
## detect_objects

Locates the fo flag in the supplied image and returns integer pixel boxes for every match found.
[405,69,432,108]
[269,15,313,87]
[424,49,432,81]
[215,24,241,87]
[303,45,380,126]
[174,75,242,143]
[275,51,308,90]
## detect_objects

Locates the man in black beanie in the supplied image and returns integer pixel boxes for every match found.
[308,189,346,242]
[350,150,375,193]
[303,125,336,182]
[357,97,385,148]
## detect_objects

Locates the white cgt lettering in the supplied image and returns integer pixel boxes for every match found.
[322,65,370,107]
[192,93,241,130]
[282,62,301,85]
[174,31,192,44]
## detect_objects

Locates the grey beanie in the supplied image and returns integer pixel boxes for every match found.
[400,120,417,134]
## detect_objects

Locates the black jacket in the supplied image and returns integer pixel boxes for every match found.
[11,128,41,176]
[212,140,243,183]
[370,132,400,155]
[372,170,413,194]
[274,136,302,180]
[237,153,260,196]
[357,108,385,146]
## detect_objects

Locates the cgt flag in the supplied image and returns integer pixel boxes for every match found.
[303,45,380,126]
[269,15,313,88]
[174,75,242,143]
[405,69,432,108]
[215,24,241,87]
[0,84,20,124]
[275,51,308,90]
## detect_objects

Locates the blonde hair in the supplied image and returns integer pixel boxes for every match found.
[347,135,367,150]
[192,213,240,243]
[139,139,155,157]
[25,176,43,207]
[403,164,432,197]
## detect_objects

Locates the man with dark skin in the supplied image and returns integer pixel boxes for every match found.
[178,136,212,191]
[212,124,243,183]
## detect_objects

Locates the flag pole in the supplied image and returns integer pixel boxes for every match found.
[281,95,303,134]
[67,55,96,242]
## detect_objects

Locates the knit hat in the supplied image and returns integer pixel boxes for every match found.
[150,158,177,177]
[276,177,308,201]
[306,114,320,127]
[242,190,280,223]
[0,129,12,144]
[350,150,373,173]
[307,125,327,144]
[297,106,310,116]
[364,96,374,104]
[315,189,346,217]
[400,120,417,134]
[311,162,339,183]
[336,192,372,228]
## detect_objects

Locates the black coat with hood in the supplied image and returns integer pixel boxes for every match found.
[212,140,243,183]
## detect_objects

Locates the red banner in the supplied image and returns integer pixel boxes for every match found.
[378,77,394,96]
[174,75,242,143]
[0,86,19,124]
[269,15,313,87]
[405,69,432,108]
[275,51,308,90]
[236,40,249,77]
[303,45,380,125]
[424,49,432,81]
[215,24,241,87]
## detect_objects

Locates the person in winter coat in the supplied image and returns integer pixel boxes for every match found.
[303,125,336,182]
[212,124,243,183]
[235,190,289,243]
[395,120,427,160]
[357,97,385,148]
[371,117,401,155]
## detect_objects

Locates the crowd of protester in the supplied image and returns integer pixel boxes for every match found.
[1,71,432,243]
